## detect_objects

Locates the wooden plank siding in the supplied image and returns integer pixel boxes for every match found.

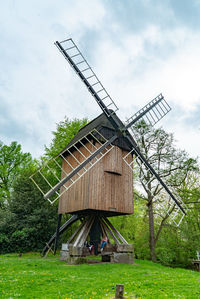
[58,143,133,216]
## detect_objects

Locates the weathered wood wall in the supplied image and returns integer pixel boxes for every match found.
[58,143,133,216]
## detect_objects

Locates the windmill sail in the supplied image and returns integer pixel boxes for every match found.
[55,39,119,120]
[31,130,117,204]
[125,94,171,130]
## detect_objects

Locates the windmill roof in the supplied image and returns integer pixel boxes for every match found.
[59,111,136,156]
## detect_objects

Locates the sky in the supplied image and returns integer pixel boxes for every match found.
[1,0,200,160]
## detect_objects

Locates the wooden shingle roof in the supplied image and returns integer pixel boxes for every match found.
[59,111,136,156]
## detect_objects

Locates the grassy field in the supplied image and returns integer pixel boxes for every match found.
[0,253,200,298]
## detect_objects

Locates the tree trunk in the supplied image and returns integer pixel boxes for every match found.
[148,200,156,262]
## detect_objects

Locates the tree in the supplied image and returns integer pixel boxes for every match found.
[0,168,57,253]
[154,175,200,268]
[44,117,88,158]
[0,141,33,207]
[132,121,199,262]
[176,173,200,265]
[0,118,89,253]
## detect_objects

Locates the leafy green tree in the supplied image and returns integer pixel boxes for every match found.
[0,168,57,253]
[0,118,89,253]
[175,173,200,265]
[44,117,88,158]
[110,191,150,259]
[155,176,200,268]
[0,141,33,207]
[132,122,199,262]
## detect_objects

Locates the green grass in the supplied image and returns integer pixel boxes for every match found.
[0,253,200,298]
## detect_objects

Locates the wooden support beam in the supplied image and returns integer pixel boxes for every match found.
[54,214,62,255]
[78,216,95,247]
[104,217,128,244]
[101,218,120,244]
[73,216,94,247]
[100,219,110,244]
[67,218,86,245]
[44,243,54,258]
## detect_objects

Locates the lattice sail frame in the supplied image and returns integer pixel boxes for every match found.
[55,38,119,117]
[30,129,114,204]
[123,150,188,227]
[125,94,171,130]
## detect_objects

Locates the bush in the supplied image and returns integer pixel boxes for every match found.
[0,233,12,253]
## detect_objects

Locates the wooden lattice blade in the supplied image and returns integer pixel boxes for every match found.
[125,94,171,131]
[30,130,117,204]
[55,38,119,120]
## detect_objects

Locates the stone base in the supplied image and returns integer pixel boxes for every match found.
[112,252,134,264]
[101,244,134,264]
[60,244,90,262]
[116,244,133,253]
[102,254,111,262]
[60,250,70,261]
[60,243,69,261]
[101,252,133,264]
[66,256,88,265]
[60,243,134,264]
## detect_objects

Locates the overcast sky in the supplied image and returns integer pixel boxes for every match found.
[1,0,200,159]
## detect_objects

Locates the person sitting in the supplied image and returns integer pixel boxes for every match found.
[89,244,94,254]
[84,240,94,254]
[100,235,108,252]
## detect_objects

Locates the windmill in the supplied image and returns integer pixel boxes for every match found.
[31,38,187,263]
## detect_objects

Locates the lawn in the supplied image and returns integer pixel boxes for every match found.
[0,253,200,298]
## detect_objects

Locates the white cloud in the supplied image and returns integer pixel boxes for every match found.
[0,0,107,157]
[0,0,200,160]
[85,24,200,157]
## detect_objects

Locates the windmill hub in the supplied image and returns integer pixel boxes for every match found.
[117,128,127,137]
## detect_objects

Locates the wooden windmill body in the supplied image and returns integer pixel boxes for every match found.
[58,112,133,217]
[31,38,187,262]
[56,113,135,263]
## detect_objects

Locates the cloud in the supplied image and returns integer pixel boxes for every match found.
[85,23,200,157]
[0,0,107,157]
[0,0,200,159]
